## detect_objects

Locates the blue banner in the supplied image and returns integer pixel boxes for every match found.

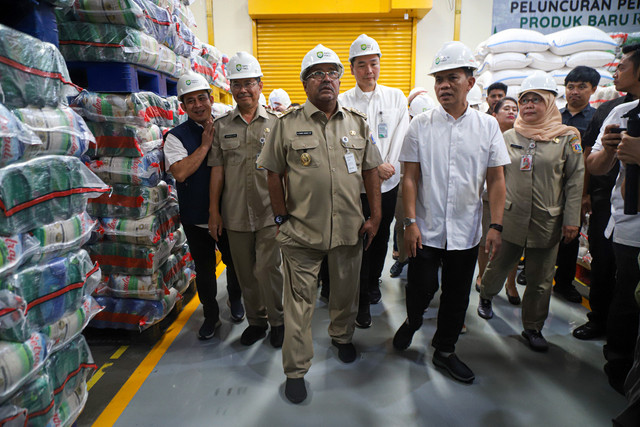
[492,0,640,34]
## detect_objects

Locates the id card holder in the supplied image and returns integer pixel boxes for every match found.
[520,154,532,171]
[255,154,265,170]
[378,123,388,139]
[344,152,357,174]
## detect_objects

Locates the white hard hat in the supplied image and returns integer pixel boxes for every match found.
[349,34,382,62]
[227,51,263,80]
[409,93,436,117]
[429,41,478,75]
[177,73,211,101]
[300,44,344,82]
[259,93,267,106]
[519,70,558,96]
[269,88,291,108]
[408,86,428,102]
[467,84,483,106]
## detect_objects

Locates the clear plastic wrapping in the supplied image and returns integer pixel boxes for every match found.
[87,180,169,219]
[0,404,26,427]
[7,373,55,426]
[50,380,88,427]
[71,91,185,127]
[0,333,48,403]
[0,234,40,279]
[0,155,109,236]
[12,105,94,159]
[85,121,163,158]
[157,44,180,77]
[0,103,42,168]
[200,43,222,65]
[101,200,179,245]
[191,55,215,85]
[87,233,175,275]
[95,272,170,300]
[45,335,95,410]
[0,25,74,109]
[67,0,146,29]
[173,267,193,294]
[41,296,102,352]
[89,148,164,187]
[171,225,186,250]
[30,211,98,263]
[91,287,179,330]
[58,21,161,71]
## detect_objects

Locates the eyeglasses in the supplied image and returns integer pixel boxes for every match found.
[305,70,341,81]
[230,81,259,91]
[518,96,543,105]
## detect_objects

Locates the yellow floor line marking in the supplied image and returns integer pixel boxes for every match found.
[92,264,225,427]
[87,362,113,392]
[110,346,129,360]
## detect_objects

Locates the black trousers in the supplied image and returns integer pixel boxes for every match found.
[405,244,479,353]
[359,185,398,306]
[606,242,640,361]
[182,225,242,321]
[554,233,580,288]
[586,199,617,327]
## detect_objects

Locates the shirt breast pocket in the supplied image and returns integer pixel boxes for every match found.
[342,136,366,167]
[290,138,321,168]
[221,137,242,166]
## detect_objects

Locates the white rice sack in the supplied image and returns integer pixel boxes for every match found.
[553,68,612,87]
[547,26,617,55]
[485,29,549,54]
[596,68,614,86]
[565,50,616,68]
[478,52,532,73]
[481,68,537,87]
[506,86,521,99]
[474,41,489,62]
[550,67,572,85]
[527,51,566,71]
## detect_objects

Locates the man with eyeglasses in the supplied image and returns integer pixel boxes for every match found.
[208,51,285,349]
[338,34,410,327]
[258,44,382,404]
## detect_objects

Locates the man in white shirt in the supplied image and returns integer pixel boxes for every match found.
[392,41,509,383]
[339,34,410,327]
[587,44,640,393]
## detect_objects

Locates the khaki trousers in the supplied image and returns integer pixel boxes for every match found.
[227,226,284,328]
[480,239,559,332]
[278,232,362,378]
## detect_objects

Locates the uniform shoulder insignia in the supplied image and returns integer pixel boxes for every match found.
[568,135,582,154]
[344,106,367,118]
[213,111,231,122]
[279,105,302,118]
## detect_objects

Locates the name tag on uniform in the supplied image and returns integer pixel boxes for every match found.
[378,123,388,139]
[345,152,357,173]
[520,155,532,171]
[224,134,237,138]
[296,131,312,136]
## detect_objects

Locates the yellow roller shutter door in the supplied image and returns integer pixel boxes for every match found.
[255,19,415,105]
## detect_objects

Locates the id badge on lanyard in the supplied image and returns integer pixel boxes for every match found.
[520,141,535,171]
[341,136,357,174]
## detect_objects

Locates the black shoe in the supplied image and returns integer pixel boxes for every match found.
[572,321,605,340]
[355,306,372,329]
[390,261,407,278]
[270,325,284,348]
[433,351,475,383]
[227,299,245,322]
[516,270,527,286]
[198,318,221,340]
[331,340,357,363]
[240,325,268,346]
[604,360,632,396]
[505,288,521,305]
[477,297,494,319]
[553,284,582,303]
[522,329,549,352]
[369,288,382,305]
[393,320,417,351]
[285,377,307,404]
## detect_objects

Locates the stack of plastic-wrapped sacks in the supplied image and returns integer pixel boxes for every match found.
[0,24,108,426]
[475,26,617,107]
[71,88,196,330]
[55,0,229,91]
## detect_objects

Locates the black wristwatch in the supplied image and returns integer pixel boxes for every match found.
[274,214,291,226]
[403,217,416,228]
[489,223,503,232]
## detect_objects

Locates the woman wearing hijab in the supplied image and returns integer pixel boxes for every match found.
[476,71,585,351]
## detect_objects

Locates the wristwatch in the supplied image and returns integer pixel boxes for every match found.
[403,217,416,228]
[274,214,291,226]
[489,223,503,232]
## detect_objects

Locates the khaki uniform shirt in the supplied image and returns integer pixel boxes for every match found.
[257,101,382,251]
[501,129,584,248]
[208,104,278,232]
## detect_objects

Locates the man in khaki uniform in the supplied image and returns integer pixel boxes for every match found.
[209,52,284,348]
[257,44,382,404]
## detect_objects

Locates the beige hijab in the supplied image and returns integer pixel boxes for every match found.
[514,90,580,142]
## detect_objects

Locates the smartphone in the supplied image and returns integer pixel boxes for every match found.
[610,127,627,134]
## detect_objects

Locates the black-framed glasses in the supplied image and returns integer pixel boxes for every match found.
[305,70,340,81]
[230,81,259,90]
[518,96,543,105]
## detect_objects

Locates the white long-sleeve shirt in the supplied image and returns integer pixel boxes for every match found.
[339,84,410,193]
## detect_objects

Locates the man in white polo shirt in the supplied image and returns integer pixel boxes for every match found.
[339,34,410,327]
[392,41,509,383]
